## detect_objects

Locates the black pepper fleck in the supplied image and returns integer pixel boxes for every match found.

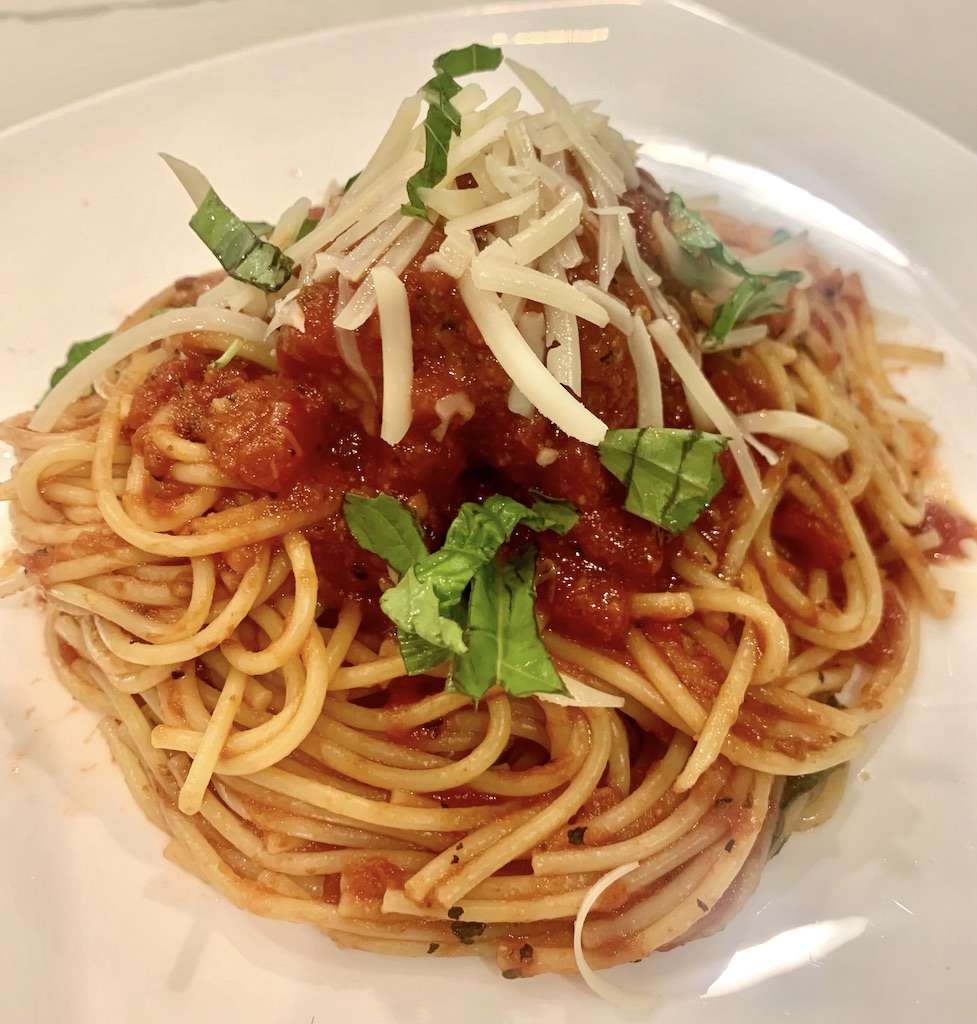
[447,905,464,920]
[724,839,736,853]
[697,899,709,912]
[519,943,534,962]
[501,969,521,980]
[567,826,587,845]
[426,943,439,954]
[450,921,485,945]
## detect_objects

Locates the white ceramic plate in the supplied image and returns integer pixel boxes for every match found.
[2,3,975,1022]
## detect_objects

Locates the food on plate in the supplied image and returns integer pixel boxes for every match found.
[3,43,971,997]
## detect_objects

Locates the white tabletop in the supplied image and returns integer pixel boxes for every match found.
[2,0,976,152]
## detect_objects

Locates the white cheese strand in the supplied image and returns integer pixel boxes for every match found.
[335,277,377,402]
[649,318,765,504]
[268,196,311,249]
[372,266,414,446]
[159,152,210,206]
[627,314,663,428]
[196,277,268,317]
[508,59,625,196]
[573,281,631,335]
[538,674,625,709]
[420,187,487,220]
[445,189,538,233]
[539,252,582,395]
[458,272,606,445]
[343,94,423,200]
[336,214,412,282]
[573,862,654,1011]
[507,191,583,265]
[334,219,432,331]
[32,308,269,433]
[265,287,305,339]
[507,311,546,417]
[738,410,849,459]
[470,256,609,328]
[287,149,423,263]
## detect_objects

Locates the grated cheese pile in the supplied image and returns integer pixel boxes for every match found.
[34,54,819,508]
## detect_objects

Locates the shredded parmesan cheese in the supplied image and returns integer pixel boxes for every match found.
[470,256,609,327]
[458,272,606,445]
[539,675,625,709]
[371,266,414,445]
[738,410,849,459]
[649,319,764,504]
[573,861,654,1010]
[627,314,663,428]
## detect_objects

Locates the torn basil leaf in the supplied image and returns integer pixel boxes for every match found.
[402,43,503,221]
[45,332,112,396]
[450,547,567,702]
[190,189,294,292]
[380,494,577,673]
[342,493,428,576]
[432,42,503,78]
[600,427,728,533]
[666,193,801,344]
[295,216,318,241]
[345,491,576,689]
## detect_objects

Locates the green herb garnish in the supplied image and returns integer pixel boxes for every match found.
[666,193,801,345]
[342,493,428,576]
[190,189,294,291]
[402,43,503,221]
[46,332,111,395]
[449,546,567,702]
[343,492,575,698]
[599,427,728,533]
[567,826,587,846]
[378,494,575,673]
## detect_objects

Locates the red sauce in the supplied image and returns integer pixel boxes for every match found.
[122,180,776,647]
[772,495,852,571]
[860,584,907,666]
[340,857,406,903]
[921,500,977,558]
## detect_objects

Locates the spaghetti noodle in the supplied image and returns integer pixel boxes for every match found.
[2,46,971,993]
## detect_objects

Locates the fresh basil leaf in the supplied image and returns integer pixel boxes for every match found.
[666,193,801,342]
[451,547,567,702]
[296,216,318,241]
[706,278,764,347]
[190,189,294,292]
[244,220,274,237]
[423,495,577,607]
[421,70,464,133]
[432,43,503,78]
[342,493,428,576]
[361,493,577,676]
[599,427,728,533]
[46,332,111,394]
[403,103,455,221]
[381,567,468,659]
[343,171,361,193]
[402,43,503,221]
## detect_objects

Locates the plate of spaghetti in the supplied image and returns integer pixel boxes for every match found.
[2,4,976,1023]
